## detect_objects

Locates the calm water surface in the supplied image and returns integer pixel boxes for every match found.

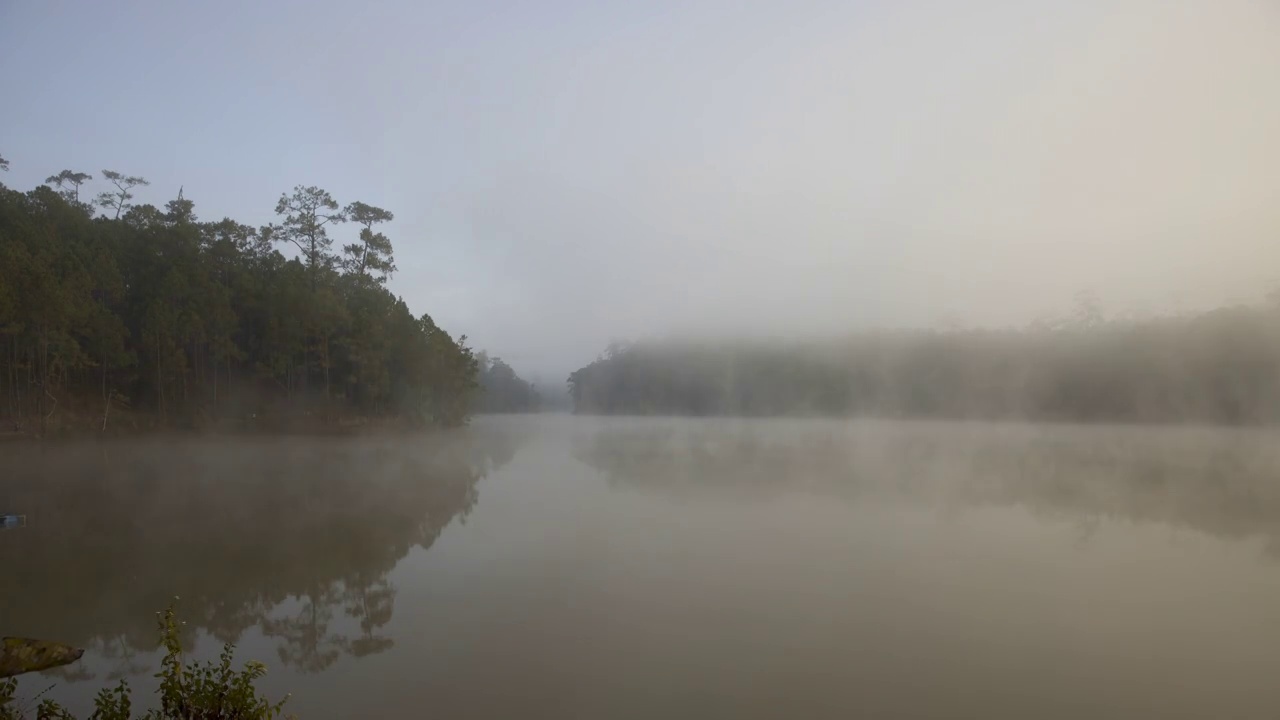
[6,416,1280,718]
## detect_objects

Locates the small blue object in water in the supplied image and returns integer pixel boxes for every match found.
[0,514,26,529]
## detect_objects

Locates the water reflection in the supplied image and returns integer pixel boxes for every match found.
[575,419,1280,553]
[0,428,521,680]
[11,417,1280,719]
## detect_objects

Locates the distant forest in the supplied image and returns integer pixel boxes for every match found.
[567,299,1280,424]
[0,155,533,433]
[475,352,540,413]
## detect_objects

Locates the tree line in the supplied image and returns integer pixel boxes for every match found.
[0,157,480,433]
[567,299,1280,424]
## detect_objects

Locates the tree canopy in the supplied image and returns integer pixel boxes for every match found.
[0,160,480,433]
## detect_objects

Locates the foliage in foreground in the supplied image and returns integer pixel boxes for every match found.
[0,605,290,720]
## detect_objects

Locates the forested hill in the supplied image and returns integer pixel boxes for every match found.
[0,159,479,434]
[567,303,1280,425]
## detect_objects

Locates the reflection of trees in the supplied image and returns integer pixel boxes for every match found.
[575,420,1280,552]
[343,576,395,658]
[0,428,521,680]
[40,662,95,684]
[261,586,346,674]
[101,636,150,682]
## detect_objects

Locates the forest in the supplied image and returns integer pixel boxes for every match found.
[0,155,491,434]
[567,298,1280,425]
[474,353,541,413]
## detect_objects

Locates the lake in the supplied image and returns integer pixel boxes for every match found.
[7,415,1280,718]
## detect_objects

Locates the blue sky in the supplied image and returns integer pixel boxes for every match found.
[3,0,1279,378]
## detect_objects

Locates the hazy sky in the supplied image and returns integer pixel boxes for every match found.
[3,0,1279,378]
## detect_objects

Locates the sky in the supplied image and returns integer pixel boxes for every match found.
[2,0,1279,379]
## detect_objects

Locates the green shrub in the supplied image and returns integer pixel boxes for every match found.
[0,604,290,719]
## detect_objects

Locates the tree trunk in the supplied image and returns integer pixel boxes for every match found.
[156,336,165,421]
[37,333,46,436]
[323,334,331,401]
[6,339,13,425]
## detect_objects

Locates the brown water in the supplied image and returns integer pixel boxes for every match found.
[6,415,1280,718]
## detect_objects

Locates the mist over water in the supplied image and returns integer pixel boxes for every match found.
[5,1,1280,717]
[10,416,1280,719]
